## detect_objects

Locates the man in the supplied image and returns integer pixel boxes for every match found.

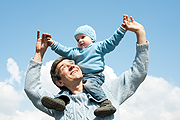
[24,15,149,119]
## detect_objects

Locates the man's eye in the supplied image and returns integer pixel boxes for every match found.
[60,65,65,70]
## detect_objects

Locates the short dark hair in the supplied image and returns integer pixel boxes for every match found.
[50,57,68,90]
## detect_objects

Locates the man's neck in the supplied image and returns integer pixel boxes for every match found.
[69,82,84,94]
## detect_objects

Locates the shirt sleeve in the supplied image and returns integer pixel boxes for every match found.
[104,41,149,105]
[24,58,55,117]
[50,41,75,59]
[96,26,127,55]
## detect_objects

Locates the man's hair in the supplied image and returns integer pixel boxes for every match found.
[50,57,68,90]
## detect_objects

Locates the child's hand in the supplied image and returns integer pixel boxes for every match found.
[44,33,54,46]
[121,14,144,34]
[47,39,54,46]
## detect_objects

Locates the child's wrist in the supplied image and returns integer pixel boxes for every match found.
[50,41,55,47]
[119,25,127,34]
[120,25,127,31]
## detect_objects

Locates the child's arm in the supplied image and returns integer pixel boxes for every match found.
[44,33,75,59]
[97,20,127,54]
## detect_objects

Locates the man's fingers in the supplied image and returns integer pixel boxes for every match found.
[37,30,40,40]
[42,33,48,45]
[42,33,45,40]
[130,16,134,22]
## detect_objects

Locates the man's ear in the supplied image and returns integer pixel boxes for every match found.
[56,80,64,87]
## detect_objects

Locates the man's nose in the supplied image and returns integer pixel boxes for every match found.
[69,65,74,71]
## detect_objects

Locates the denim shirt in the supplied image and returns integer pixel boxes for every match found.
[24,41,149,120]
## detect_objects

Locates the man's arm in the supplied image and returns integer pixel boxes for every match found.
[34,30,49,62]
[24,31,55,117]
[104,15,149,104]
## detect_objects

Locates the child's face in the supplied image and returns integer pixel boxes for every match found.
[75,34,94,49]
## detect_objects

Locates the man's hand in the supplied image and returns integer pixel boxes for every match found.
[122,14,146,44]
[34,30,48,62]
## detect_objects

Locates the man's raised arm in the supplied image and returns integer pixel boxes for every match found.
[24,31,55,117]
[33,30,50,62]
[104,15,149,105]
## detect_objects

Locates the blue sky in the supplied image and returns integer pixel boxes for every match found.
[0,0,180,119]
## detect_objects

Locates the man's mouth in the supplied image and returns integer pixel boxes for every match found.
[70,68,78,75]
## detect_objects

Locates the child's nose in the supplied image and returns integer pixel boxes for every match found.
[79,39,83,42]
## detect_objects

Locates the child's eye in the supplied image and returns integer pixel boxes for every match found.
[82,36,85,39]
[76,39,79,42]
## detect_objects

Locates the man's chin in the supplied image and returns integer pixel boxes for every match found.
[74,76,83,81]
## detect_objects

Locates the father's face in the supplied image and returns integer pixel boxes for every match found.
[56,59,83,87]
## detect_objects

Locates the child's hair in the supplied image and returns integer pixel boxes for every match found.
[74,25,96,41]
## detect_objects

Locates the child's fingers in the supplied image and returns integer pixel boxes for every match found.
[124,20,130,26]
[46,33,52,38]
[123,14,128,21]
[125,15,130,22]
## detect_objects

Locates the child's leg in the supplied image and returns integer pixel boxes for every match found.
[83,72,107,102]
[83,73,116,117]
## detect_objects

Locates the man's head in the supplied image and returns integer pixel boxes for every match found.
[74,25,96,49]
[51,57,83,90]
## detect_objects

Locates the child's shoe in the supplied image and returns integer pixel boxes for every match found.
[94,100,116,117]
[41,96,66,111]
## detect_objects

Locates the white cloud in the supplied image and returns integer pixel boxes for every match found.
[103,65,117,80]
[0,58,24,116]
[120,75,180,120]
[0,82,24,115]
[0,58,24,115]
[0,59,56,120]
[0,110,54,120]
[40,60,60,94]
[6,58,22,85]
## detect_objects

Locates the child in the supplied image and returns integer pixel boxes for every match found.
[41,16,127,117]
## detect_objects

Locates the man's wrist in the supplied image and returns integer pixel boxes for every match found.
[34,52,43,62]
[136,29,146,44]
